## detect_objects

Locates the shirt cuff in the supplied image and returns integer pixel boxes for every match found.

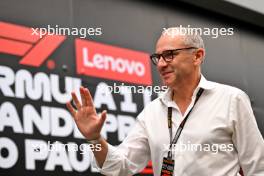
[91,143,117,172]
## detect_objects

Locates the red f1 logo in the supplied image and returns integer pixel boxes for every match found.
[0,21,66,67]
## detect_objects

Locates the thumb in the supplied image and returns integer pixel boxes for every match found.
[99,110,107,126]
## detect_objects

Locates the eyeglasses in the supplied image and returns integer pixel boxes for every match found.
[150,47,197,65]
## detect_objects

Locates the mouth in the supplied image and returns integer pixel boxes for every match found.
[161,71,174,78]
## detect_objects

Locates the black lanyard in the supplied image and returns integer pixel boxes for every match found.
[167,88,204,159]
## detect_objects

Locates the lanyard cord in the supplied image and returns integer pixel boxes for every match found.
[167,88,204,159]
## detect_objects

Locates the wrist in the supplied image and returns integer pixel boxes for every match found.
[86,135,102,144]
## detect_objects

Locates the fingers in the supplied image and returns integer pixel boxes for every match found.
[79,87,94,108]
[83,88,94,107]
[70,86,95,110]
[66,102,77,119]
[71,91,81,109]
[80,87,88,106]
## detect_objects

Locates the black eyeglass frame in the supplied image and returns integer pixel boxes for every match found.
[150,47,198,65]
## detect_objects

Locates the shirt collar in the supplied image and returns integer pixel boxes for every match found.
[159,75,215,106]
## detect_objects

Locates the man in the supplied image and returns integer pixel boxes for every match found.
[66,28,264,176]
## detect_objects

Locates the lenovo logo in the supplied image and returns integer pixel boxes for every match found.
[75,39,152,85]
[0,21,66,67]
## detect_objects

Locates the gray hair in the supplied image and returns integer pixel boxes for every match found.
[162,27,205,49]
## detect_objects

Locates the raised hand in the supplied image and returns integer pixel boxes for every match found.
[66,87,107,140]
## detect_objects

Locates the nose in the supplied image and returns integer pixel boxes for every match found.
[157,57,168,68]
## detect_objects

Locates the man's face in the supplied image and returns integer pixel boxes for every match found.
[155,35,197,87]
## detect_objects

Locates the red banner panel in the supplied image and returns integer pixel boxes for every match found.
[75,39,152,85]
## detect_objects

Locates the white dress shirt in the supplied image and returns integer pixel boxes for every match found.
[92,75,264,176]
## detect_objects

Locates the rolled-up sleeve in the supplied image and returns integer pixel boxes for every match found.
[91,111,151,176]
[231,90,264,175]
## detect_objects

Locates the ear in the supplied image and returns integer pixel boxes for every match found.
[193,48,205,66]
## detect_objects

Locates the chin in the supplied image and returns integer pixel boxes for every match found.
[162,79,174,87]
